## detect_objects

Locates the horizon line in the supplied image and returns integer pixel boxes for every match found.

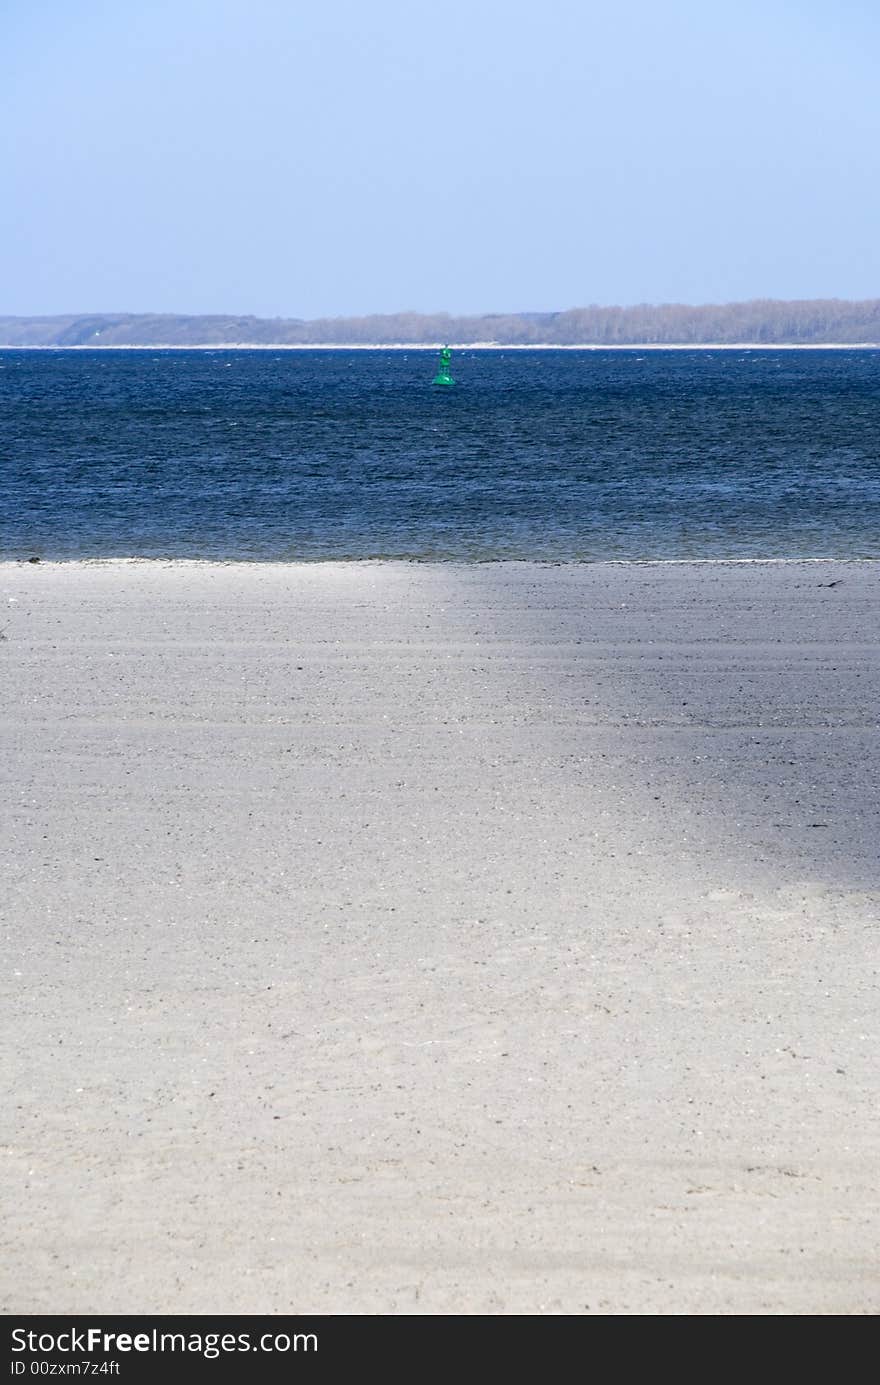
[4,293,880,320]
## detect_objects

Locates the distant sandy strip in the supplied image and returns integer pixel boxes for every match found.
[3,342,879,350]
[1,560,878,1315]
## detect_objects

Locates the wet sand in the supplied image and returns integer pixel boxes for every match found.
[1,559,878,1314]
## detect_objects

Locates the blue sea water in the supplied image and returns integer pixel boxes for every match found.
[1,348,878,560]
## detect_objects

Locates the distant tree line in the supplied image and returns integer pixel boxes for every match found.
[1,299,879,346]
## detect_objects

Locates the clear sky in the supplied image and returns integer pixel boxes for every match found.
[2,0,878,317]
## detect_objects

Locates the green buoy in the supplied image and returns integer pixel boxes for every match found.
[432,345,455,386]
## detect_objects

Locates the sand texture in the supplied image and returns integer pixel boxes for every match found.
[1,560,878,1315]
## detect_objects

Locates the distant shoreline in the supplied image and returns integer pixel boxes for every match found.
[2,341,879,351]
[5,299,878,350]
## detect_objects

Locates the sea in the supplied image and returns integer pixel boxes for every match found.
[1,348,878,561]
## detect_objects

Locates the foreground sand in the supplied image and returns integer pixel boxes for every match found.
[1,560,878,1315]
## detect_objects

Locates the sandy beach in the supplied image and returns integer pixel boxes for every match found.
[1,558,878,1315]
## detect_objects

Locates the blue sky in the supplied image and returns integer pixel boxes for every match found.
[2,0,878,316]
